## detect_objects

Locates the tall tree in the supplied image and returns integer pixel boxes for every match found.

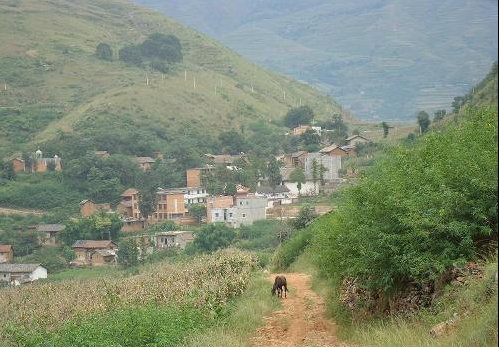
[284,106,315,128]
[267,158,282,188]
[434,110,447,122]
[381,122,391,138]
[289,167,306,196]
[417,111,431,134]
[311,159,319,192]
[117,239,139,268]
[95,43,113,61]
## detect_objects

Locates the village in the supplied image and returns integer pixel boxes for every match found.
[0,126,372,286]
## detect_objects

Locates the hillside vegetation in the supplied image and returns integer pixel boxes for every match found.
[136,0,498,120]
[0,0,344,158]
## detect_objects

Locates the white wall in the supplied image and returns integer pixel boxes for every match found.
[284,181,318,196]
[31,266,48,281]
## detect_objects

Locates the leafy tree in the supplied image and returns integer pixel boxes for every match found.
[225,182,238,197]
[267,158,282,188]
[289,167,306,195]
[434,109,447,122]
[141,33,182,63]
[150,60,169,73]
[119,45,143,66]
[0,230,40,256]
[381,122,391,138]
[312,107,498,293]
[324,114,348,144]
[62,246,76,263]
[219,130,248,155]
[453,96,466,113]
[300,129,321,151]
[417,111,431,134]
[1,161,15,181]
[59,213,123,246]
[284,106,315,128]
[18,247,67,273]
[189,223,236,253]
[290,206,318,229]
[311,159,319,191]
[117,239,139,268]
[189,204,207,224]
[95,43,113,61]
[46,160,57,172]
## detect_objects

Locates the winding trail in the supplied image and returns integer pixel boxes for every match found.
[252,273,349,347]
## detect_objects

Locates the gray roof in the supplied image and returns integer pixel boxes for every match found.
[72,240,117,249]
[36,224,65,233]
[346,135,369,141]
[0,263,43,273]
[256,186,290,194]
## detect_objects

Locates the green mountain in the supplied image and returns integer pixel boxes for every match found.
[136,0,499,121]
[0,0,346,158]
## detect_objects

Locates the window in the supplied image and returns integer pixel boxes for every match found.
[240,201,243,206]
[242,214,246,218]
[229,213,233,218]
[215,213,220,218]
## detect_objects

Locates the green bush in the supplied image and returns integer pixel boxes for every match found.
[311,106,498,292]
[272,227,314,271]
[5,305,210,347]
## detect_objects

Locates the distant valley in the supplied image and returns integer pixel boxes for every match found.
[136,0,499,120]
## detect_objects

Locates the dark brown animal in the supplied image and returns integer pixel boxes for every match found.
[271,276,288,298]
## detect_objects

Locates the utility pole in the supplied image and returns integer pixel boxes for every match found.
[185,70,187,80]
[3,79,6,91]
[193,77,196,89]
[146,74,149,86]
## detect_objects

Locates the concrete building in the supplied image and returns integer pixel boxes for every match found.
[208,195,267,228]
[304,153,342,182]
[155,231,195,250]
[184,187,208,205]
[0,264,47,286]
[255,186,293,208]
[0,245,13,263]
[152,188,187,222]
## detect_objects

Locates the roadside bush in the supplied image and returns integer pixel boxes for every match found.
[272,227,314,271]
[312,106,498,293]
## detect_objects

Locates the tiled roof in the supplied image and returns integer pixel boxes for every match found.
[35,224,65,233]
[256,186,290,194]
[291,151,308,158]
[320,144,346,153]
[72,240,116,249]
[121,188,139,197]
[0,263,42,273]
[135,157,156,164]
[346,135,369,141]
[0,245,13,253]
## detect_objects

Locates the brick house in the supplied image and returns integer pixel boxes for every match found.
[282,151,308,168]
[346,135,370,147]
[207,195,267,228]
[35,224,65,246]
[319,144,349,157]
[0,245,13,263]
[117,189,141,219]
[79,200,112,217]
[152,188,187,222]
[12,158,26,173]
[71,240,118,266]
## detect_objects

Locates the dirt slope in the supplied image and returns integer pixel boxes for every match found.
[252,273,349,347]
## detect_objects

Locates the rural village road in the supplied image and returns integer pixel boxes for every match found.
[252,273,350,347]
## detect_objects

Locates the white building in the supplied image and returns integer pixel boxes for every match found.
[255,186,294,208]
[0,264,47,286]
[209,195,267,228]
[184,187,208,206]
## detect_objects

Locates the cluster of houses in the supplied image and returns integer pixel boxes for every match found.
[0,245,48,286]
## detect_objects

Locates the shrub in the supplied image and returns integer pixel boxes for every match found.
[312,107,498,293]
[119,44,143,66]
[95,42,113,61]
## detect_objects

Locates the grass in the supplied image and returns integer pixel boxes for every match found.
[183,272,281,347]
[0,0,345,158]
[291,250,498,347]
[47,265,126,281]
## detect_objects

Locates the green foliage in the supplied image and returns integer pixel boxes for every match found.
[381,122,390,138]
[58,213,123,246]
[323,114,349,144]
[289,167,305,184]
[312,107,498,292]
[0,229,40,257]
[142,33,183,63]
[284,106,314,128]
[189,204,207,224]
[95,42,113,61]
[434,109,447,122]
[17,247,67,273]
[150,59,169,73]
[219,130,248,154]
[272,227,314,271]
[236,220,281,251]
[290,205,318,230]
[417,111,431,133]
[117,238,139,268]
[267,158,282,187]
[119,44,143,66]
[6,305,209,347]
[300,129,321,152]
[188,223,236,253]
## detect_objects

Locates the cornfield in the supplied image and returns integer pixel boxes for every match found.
[0,250,256,344]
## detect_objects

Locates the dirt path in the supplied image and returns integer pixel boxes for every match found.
[252,273,348,347]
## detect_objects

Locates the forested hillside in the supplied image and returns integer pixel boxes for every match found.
[137,0,499,120]
[0,0,345,159]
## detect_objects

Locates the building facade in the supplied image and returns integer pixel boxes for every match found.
[0,264,47,286]
[0,245,13,263]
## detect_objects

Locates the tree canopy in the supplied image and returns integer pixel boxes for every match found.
[284,106,315,129]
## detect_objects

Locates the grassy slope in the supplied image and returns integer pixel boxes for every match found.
[136,0,498,120]
[0,0,345,157]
